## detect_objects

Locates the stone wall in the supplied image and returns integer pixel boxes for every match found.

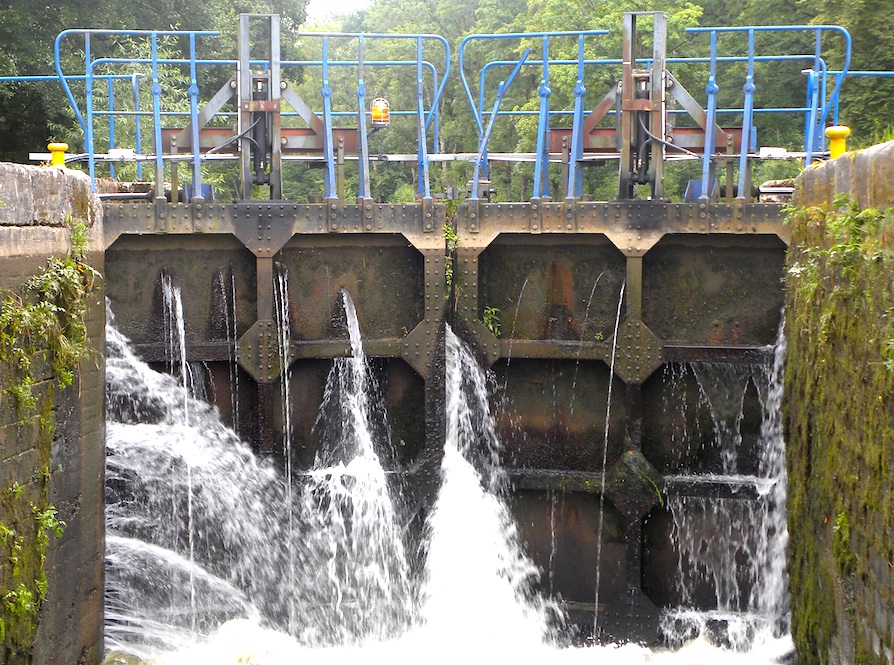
[0,164,104,665]
[786,141,894,665]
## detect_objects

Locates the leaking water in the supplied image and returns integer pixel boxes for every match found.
[105,286,794,664]
[660,319,790,651]
[594,279,625,633]
[568,271,604,423]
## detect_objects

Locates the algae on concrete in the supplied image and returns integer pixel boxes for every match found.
[785,195,894,665]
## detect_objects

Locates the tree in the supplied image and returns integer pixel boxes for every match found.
[0,0,309,162]
[811,0,894,141]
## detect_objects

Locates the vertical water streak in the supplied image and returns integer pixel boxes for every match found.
[661,315,790,650]
[548,490,558,595]
[749,316,790,633]
[224,268,240,436]
[593,279,625,633]
[273,266,296,634]
[504,277,529,369]
[425,328,557,646]
[160,273,196,631]
[692,363,752,474]
[568,272,604,422]
[295,289,414,645]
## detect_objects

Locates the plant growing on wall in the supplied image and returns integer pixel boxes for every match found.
[443,221,459,292]
[0,218,98,659]
[483,305,501,337]
[785,194,894,665]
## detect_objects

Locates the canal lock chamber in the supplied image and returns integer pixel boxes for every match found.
[103,198,790,649]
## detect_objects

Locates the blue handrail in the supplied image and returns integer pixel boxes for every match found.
[33,20,861,202]
[459,30,609,199]
[53,26,449,200]
[687,25,852,164]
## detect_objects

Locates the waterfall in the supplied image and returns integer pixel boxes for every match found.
[420,328,559,646]
[105,296,794,664]
[661,318,791,651]
[105,313,287,656]
[291,289,415,645]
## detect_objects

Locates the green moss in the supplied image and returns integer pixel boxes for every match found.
[785,197,894,664]
[0,218,97,661]
[443,221,458,293]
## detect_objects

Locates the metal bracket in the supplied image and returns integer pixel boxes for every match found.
[529,201,543,234]
[232,203,296,257]
[236,319,284,383]
[243,100,280,113]
[611,319,663,384]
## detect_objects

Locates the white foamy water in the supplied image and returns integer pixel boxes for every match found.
[105,301,793,665]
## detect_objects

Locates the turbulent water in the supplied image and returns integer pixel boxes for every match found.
[104,300,793,664]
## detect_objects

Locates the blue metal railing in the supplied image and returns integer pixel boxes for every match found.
[458,30,609,200]
[18,19,860,201]
[295,32,450,200]
[54,29,220,188]
[686,25,851,199]
[461,25,852,200]
[51,27,449,200]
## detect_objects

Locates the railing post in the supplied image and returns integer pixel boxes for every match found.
[188,33,203,202]
[736,29,756,202]
[321,37,338,203]
[416,37,431,200]
[108,76,116,179]
[356,35,372,203]
[565,35,586,201]
[532,35,551,201]
[699,30,719,201]
[150,33,165,201]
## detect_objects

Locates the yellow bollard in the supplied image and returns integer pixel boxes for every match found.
[47,142,69,167]
[825,126,851,160]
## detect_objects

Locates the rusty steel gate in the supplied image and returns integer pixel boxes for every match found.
[64,8,828,642]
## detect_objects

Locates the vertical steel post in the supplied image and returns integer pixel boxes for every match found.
[132,73,143,180]
[150,33,165,201]
[416,37,432,200]
[617,13,635,199]
[356,35,372,202]
[699,30,719,201]
[736,29,756,202]
[268,16,283,200]
[565,35,586,201]
[238,15,253,200]
[532,35,551,201]
[85,35,96,190]
[650,13,667,200]
[108,76,116,179]
[321,38,338,202]
[188,33,203,202]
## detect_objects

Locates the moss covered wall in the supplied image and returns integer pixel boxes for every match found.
[0,164,104,665]
[786,141,894,665]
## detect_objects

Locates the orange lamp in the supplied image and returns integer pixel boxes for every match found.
[370,97,390,128]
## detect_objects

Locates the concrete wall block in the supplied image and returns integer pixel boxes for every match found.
[0,161,105,665]
[832,153,855,205]
[852,149,875,210]
[869,141,894,209]
[795,166,818,207]
[796,140,894,212]
[799,161,835,209]
[0,163,99,230]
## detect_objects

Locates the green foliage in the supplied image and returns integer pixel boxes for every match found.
[0,219,99,415]
[482,306,501,337]
[0,219,93,660]
[785,196,894,664]
[832,511,855,576]
[443,222,458,291]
